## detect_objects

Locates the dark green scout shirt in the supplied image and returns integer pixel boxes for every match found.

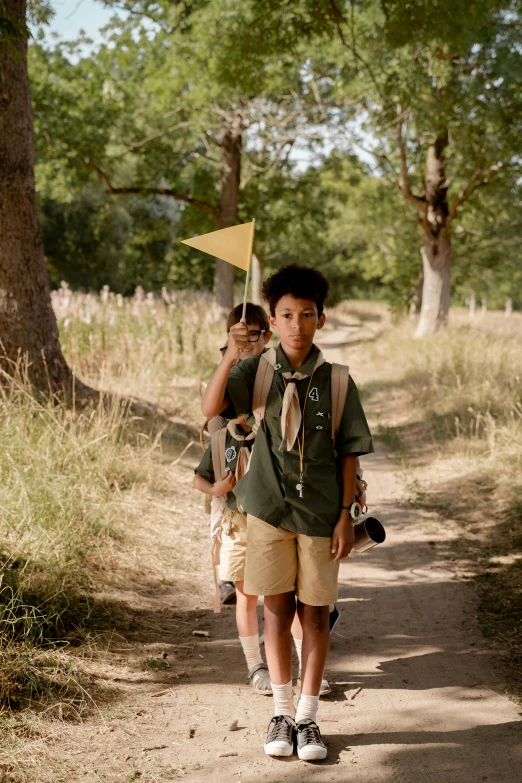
[194,430,249,512]
[226,343,374,537]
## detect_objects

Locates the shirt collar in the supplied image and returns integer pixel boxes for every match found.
[274,343,320,376]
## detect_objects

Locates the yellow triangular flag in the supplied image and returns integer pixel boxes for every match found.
[180,221,254,272]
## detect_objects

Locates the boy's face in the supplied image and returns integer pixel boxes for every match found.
[269,295,325,353]
[240,322,272,357]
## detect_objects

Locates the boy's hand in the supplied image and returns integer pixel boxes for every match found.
[331,511,355,561]
[225,322,249,361]
[211,470,237,497]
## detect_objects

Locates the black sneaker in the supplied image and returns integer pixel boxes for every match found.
[296,719,327,760]
[329,604,341,634]
[263,715,296,757]
[219,581,236,605]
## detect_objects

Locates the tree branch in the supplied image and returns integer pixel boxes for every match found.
[395,105,426,210]
[240,138,298,189]
[109,3,180,35]
[448,164,499,223]
[83,160,219,217]
[328,0,385,102]
[126,121,196,150]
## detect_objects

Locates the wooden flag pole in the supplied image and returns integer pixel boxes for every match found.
[240,218,256,323]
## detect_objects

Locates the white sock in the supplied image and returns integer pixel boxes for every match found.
[239,633,263,671]
[295,693,319,724]
[293,636,303,670]
[271,680,295,718]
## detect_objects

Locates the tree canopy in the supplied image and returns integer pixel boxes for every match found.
[28,0,522,321]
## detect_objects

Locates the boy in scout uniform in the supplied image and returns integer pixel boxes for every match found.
[201,264,373,761]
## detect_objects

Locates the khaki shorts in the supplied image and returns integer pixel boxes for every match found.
[244,514,339,606]
[219,508,247,582]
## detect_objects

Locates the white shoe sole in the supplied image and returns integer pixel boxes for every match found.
[297,745,327,761]
[264,741,294,757]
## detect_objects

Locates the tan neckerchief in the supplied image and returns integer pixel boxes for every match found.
[264,346,325,451]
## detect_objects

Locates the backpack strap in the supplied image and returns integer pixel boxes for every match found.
[330,363,350,444]
[252,346,277,433]
[211,428,228,482]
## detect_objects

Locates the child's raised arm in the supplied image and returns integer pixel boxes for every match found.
[202,322,249,417]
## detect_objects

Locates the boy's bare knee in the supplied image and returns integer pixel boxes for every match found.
[266,593,295,609]
[265,593,296,627]
[299,603,329,634]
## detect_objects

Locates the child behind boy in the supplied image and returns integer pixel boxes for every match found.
[193,304,273,693]
[202,266,374,760]
[213,304,272,604]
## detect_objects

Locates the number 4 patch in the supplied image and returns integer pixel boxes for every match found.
[309,387,319,402]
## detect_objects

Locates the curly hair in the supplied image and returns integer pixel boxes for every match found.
[262,264,330,316]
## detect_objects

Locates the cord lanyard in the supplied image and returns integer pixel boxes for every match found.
[283,372,315,499]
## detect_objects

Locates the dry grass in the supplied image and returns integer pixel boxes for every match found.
[53,283,222,419]
[1,287,224,724]
[0,380,137,715]
[362,309,522,694]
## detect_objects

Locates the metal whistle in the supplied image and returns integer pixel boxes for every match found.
[296,473,304,498]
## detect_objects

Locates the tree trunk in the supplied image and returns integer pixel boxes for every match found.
[469,289,476,318]
[213,127,241,319]
[0,0,72,394]
[416,233,452,336]
[251,254,264,305]
[416,131,452,337]
[409,266,424,319]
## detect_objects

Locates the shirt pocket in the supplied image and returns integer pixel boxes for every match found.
[303,416,334,464]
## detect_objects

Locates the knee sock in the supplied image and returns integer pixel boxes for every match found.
[239,633,263,671]
[271,680,295,718]
[293,636,303,671]
[295,693,319,724]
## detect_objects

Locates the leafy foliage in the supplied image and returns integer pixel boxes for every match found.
[28,0,522,309]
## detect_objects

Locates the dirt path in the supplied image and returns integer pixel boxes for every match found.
[14,319,522,782]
